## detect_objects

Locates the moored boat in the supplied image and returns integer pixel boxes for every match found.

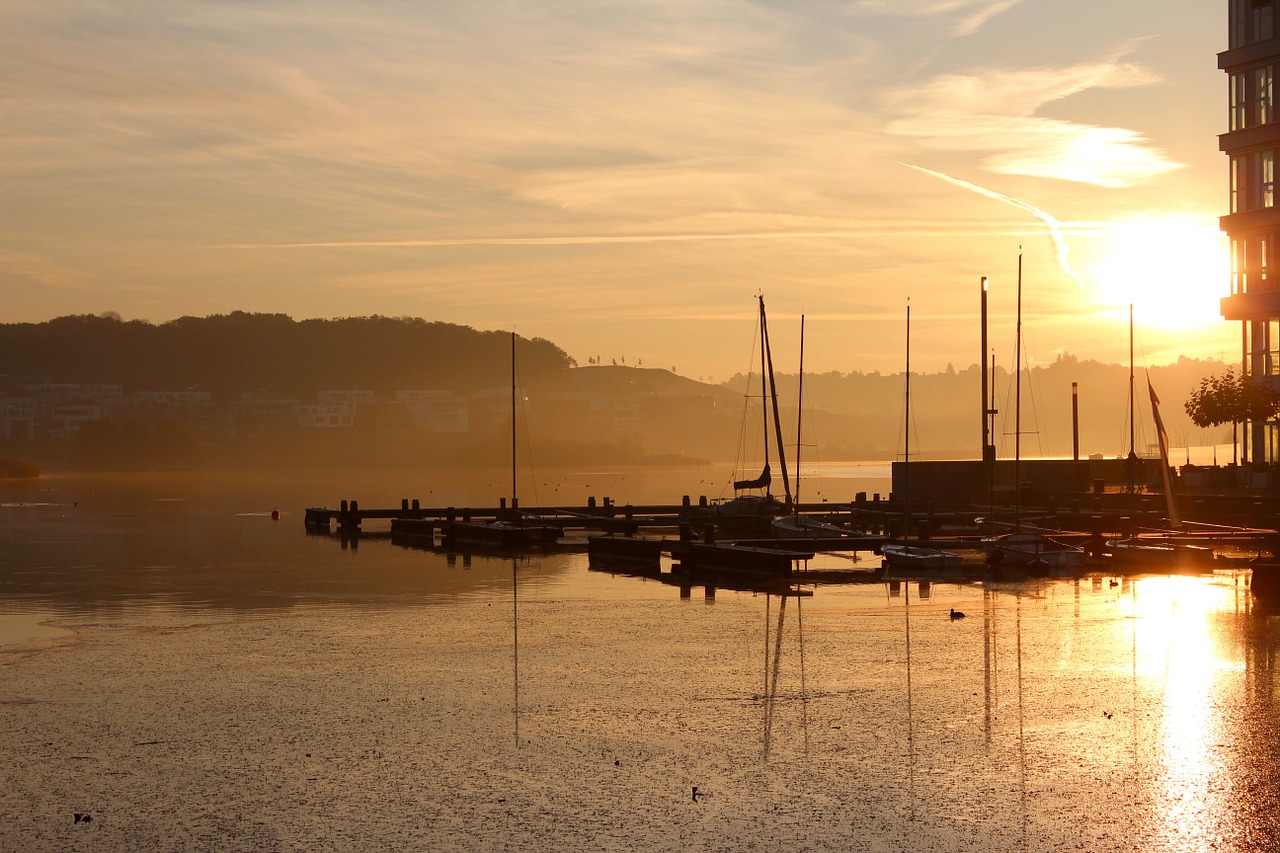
[983,531,1086,570]
[881,542,964,571]
[770,513,849,539]
[881,301,963,573]
[1106,537,1214,568]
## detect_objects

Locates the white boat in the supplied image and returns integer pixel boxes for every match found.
[980,256,1084,575]
[768,311,856,541]
[880,301,962,572]
[982,531,1086,570]
[770,513,847,539]
[731,295,795,512]
[881,542,963,570]
[1105,538,1214,568]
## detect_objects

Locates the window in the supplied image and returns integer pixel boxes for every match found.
[1258,65,1275,125]
[1233,72,1248,130]
[1229,66,1275,130]
[1255,0,1275,43]
[1232,1,1277,46]
[1264,150,1276,208]
[1231,233,1275,294]
[1229,149,1277,211]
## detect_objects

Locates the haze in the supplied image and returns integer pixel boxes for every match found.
[2,1,1234,380]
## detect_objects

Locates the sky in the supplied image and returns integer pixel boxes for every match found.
[1,0,1238,381]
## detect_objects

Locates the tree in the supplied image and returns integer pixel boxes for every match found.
[1184,367,1280,428]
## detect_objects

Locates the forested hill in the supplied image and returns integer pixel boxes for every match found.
[0,313,575,397]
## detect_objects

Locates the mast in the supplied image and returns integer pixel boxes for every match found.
[904,300,911,539]
[980,276,993,461]
[989,349,998,513]
[759,296,771,484]
[760,297,793,507]
[1014,251,1022,527]
[1127,303,1137,494]
[794,314,805,510]
[511,332,517,507]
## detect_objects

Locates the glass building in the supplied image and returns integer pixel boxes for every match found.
[1222,0,1280,463]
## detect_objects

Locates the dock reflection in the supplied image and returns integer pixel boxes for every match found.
[761,593,811,762]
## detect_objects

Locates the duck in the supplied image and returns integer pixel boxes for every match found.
[950,608,966,619]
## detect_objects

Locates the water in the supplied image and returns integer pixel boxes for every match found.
[2,469,1279,851]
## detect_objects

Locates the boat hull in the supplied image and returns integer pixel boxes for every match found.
[983,533,1086,570]
[881,543,964,571]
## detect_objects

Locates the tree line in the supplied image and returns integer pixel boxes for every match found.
[0,313,575,398]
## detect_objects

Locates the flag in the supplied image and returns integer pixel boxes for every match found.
[1148,379,1182,529]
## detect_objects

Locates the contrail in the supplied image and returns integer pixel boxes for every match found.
[901,163,1086,291]
[210,220,1068,251]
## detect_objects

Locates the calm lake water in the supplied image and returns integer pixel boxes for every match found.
[2,467,1279,851]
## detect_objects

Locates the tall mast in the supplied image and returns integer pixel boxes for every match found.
[760,297,793,507]
[511,332,517,506]
[1129,303,1135,454]
[1014,251,1022,527]
[980,276,990,461]
[905,300,911,538]
[794,314,805,510]
[1128,303,1137,493]
[758,296,770,482]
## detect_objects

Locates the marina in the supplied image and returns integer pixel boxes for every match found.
[4,467,1280,851]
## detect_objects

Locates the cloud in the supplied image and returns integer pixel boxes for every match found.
[884,61,1183,187]
[901,163,1086,290]
[856,0,1024,36]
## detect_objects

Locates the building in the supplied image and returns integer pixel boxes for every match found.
[1221,0,1280,463]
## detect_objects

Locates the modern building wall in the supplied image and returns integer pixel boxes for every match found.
[1221,0,1280,463]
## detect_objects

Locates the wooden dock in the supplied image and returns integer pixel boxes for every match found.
[303,494,873,538]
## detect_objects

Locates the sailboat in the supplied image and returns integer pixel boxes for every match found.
[1104,307,1213,567]
[450,333,563,549]
[770,313,848,540]
[691,296,790,537]
[880,301,963,571]
[980,255,1085,572]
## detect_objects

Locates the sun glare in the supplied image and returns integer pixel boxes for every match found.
[1084,216,1229,330]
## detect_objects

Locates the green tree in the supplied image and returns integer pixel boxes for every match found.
[1184,368,1280,428]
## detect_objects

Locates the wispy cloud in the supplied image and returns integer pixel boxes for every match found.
[856,0,1024,36]
[885,60,1182,187]
[215,217,1069,251]
[901,163,1086,290]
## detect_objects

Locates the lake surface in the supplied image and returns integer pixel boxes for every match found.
[2,468,1279,851]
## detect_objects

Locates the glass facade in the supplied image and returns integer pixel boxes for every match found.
[1224,1,1280,464]
[1229,64,1274,130]
[1232,0,1276,47]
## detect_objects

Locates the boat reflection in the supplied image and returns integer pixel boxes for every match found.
[761,592,811,762]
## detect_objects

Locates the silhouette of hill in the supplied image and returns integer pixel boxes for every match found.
[0,314,1235,469]
[0,312,574,397]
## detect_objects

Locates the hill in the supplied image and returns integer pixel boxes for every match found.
[0,314,1237,470]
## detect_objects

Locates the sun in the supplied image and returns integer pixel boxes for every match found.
[1082,215,1230,330]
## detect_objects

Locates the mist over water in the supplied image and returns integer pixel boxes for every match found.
[3,467,1279,851]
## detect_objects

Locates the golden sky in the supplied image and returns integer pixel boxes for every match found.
[1,1,1236,379]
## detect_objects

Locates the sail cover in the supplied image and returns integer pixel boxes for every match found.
[1148,379,1182,529]
[734,463,771,491]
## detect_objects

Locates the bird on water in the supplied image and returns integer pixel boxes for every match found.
[950,608,966,619]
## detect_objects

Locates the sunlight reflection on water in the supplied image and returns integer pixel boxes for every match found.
[2,471,1280,850]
